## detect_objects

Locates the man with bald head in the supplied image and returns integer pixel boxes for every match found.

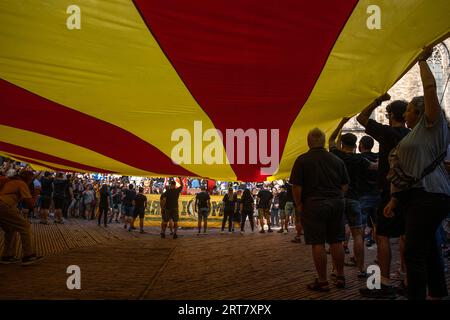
[290,128,350,292]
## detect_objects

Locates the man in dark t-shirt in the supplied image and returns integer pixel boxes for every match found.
[290,128,349,291]
[39,172,53,224]
[195,186,211,234]
[52,173,68,224]
[329,118,376,277]
[132,187,147,234]
[160,177,183,239]
[257,186,273,233]
[358,136,380,247]
[356,95,409,298]
[122,184,136,231]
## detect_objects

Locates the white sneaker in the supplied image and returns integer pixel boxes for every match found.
[283,230,288,235]
[240,231,244,235]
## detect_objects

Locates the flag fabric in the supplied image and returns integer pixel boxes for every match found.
[0,0,449,181]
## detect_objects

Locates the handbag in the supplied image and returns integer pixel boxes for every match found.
[387,146,447,190]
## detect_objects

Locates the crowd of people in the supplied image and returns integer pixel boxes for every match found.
[288,47,450,300]
[0,47,449,300]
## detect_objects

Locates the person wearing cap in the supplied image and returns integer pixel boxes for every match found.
[329,118,378,279]
[0,170,44,265]
[357,93,410,299]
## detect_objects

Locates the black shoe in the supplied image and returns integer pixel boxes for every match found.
[0,256,21,265]
[21,255,44,266]
[173,233,178,239]
[366,239,375,247]
[359,284,397,299]
[267,229,274,233]
[357,271,367,279]
[395,280,407,297]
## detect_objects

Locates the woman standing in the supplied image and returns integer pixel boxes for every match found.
[98,184,109,227]
[221,188,235,234]
[240,189,255,233]
[385,47,450,300]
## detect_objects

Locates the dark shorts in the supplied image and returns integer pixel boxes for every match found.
[376,191,405,238]
[301,198,345,245]
[359,193,381,228]
[40,195,51,210]
[162,208,179,223]
[198,207,209,220]
[343,199,363,229]
[123,205,134,217]
[134,207,145,219]
[53,196,65,210]
[258,208,270,219]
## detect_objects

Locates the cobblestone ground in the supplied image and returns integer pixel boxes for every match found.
[0,219,448,300]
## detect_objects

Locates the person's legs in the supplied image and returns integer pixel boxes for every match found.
[221,212,229,232]
[104,207,108,227]
[330,242,345,277]
[228,212,234,232]
[198,215,202,233]
[258,208,265,232]
[161,221,167,234]
[377,235,391,283]
[426,229,448,299]
[265,209,272,232]
[97,207,103,226]
[0,203,34,257]
[1,225,17,258]
[351,228,365,272]
[241,211,247,232]
[312,244,328,282]
[404,190,449,300]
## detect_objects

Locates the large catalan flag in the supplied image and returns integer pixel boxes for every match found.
[0,1,449,181]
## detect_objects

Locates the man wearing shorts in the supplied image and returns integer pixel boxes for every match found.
[194,186,211,234]
[160,178,183,239]
[257,185,273,233]
[132,187,147,234]
[290,128,349,292]
[122,184,136,230]
[357,96,410,298]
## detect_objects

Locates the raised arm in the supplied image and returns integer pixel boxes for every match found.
[329,117,350,149]
[356,93,391,127]
[418,47,440,125]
